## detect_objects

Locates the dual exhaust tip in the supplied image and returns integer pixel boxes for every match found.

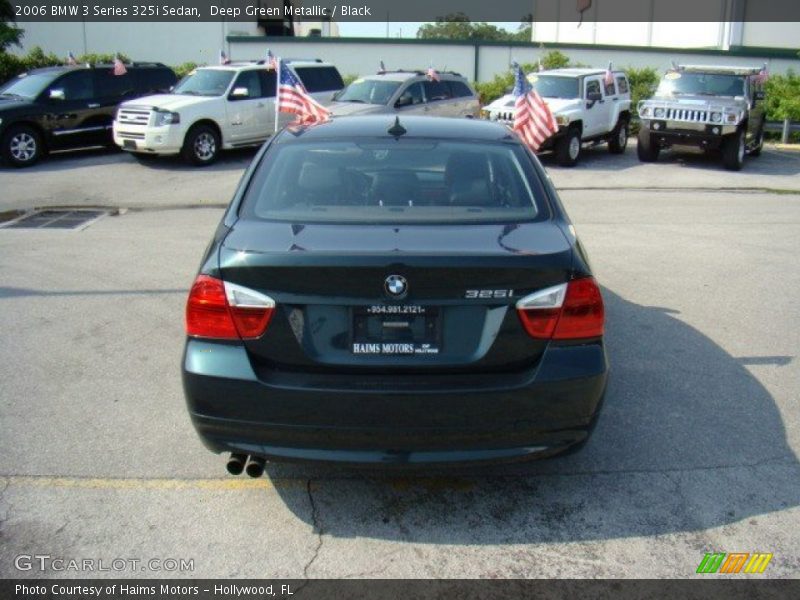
[226,453,264,478]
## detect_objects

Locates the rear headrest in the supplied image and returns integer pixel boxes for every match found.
[445,152,489,185]
[297,163,341,191]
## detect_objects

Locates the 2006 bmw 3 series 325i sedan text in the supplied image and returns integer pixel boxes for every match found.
[182,116,608,474]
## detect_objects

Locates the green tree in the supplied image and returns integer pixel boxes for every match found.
[418,14,525,42]
[625,67,660,114]
[765,70,800,122]
[0,0,23,51]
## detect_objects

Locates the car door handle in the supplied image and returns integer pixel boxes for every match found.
[87,103,100,108]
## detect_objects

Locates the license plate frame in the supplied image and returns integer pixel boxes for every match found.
[351,305,441,355]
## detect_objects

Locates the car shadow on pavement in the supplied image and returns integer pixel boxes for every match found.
[264,288,799,544]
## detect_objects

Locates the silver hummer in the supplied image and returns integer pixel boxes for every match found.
[637,65,766,171]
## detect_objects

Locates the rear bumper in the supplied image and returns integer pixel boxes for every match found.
[182,339,608,465]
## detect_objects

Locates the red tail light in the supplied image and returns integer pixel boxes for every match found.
[186,275,275,340]
[516,277,604,340]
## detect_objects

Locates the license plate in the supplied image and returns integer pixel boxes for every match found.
[352,306,440,355]
[123,140,137,149]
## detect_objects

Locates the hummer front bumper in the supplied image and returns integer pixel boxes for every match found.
[640,119,738,149]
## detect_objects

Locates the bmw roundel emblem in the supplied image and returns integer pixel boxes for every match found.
[384,274,408,298]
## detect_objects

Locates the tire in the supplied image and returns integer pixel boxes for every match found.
[608,116,629,154]
[181,124,220,166]
[636,128,660,162]
[748,122,765,157]
[555,127,581,167]
[722,128,745,171]
[1,124,44,168]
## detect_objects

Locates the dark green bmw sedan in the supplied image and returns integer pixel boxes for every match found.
[182,116,607,475]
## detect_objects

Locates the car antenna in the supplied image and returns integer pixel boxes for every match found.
[388,116,406,137]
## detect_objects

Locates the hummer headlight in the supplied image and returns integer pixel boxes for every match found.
[710,112,722,123]
[654,107,665,118]
[153,110,180,126]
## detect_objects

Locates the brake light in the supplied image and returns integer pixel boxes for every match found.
[185,275,275,340]
[516,277,604,340]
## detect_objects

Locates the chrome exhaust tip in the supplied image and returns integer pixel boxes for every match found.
[245,456,265,478]
[226,453,248,476]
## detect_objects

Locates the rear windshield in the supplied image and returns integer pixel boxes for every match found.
[240,139,547,224]
[335,79,401,105]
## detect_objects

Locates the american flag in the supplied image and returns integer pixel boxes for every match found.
[266,49,278,71]
[755,63,769,84]
[219,49,230,65]
[278,61,330,124]
[113,54,127,76]
[426,65,440,82]
[511,62,558,152]
[604,61,614,87]
[66,51,77,66]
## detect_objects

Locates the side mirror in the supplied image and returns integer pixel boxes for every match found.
[395,95,413,108]
[586,90,602,106]
[754,90,765,101]
[49,89,65,101]
[230,87,249,99]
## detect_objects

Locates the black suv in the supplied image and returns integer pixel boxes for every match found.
[0,63,177,167]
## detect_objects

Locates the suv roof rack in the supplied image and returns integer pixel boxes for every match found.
[377,69,463,77]
[87,61,166,69]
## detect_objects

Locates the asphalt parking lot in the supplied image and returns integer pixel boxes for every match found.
[1,142,799,578]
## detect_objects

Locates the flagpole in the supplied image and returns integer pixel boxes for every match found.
[273,57,281,135]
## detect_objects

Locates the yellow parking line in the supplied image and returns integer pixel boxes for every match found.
[1,475,478,492]
[0,475,306,491]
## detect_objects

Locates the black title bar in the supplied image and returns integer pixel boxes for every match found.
[9,0,800,22]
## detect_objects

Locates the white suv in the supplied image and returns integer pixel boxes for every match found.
[113,60,343,165]
[482,68,632,166]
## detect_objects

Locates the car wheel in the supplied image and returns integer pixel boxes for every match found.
[181,124,220,166]
[722,128,745,171]
[748,122,765,157]
[608,117,629,154]
[636,129,660,162]
[2,124,43,168]
[555,128,581,167]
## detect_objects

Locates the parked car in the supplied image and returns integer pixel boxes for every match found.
[637,65,766,171]
[482,68,632,166]
[113,60,343,165]
[0,62,177,167]
[328,70,480,119]
[182,115,608,473]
